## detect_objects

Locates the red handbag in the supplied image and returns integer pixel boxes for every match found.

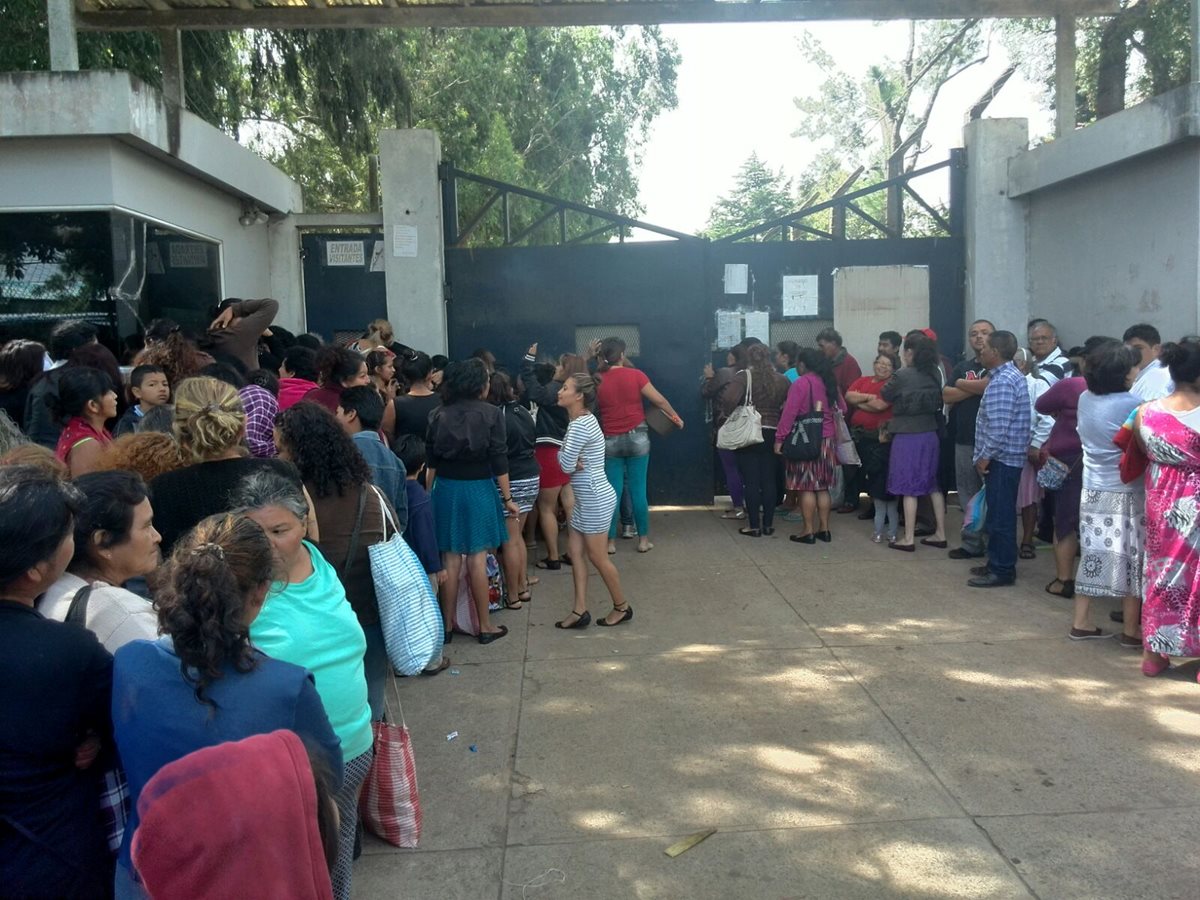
[1113,408,1148,484]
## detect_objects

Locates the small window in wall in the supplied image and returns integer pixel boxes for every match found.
[575,324,640,359]
[770,319,833,349]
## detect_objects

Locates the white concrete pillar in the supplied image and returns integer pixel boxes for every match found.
[46,0,79,71]
[1055,16,1077,137]
[158,30,186,108]
[268,217,306,335]
[963,118,1031,338]
[378,129,446,355]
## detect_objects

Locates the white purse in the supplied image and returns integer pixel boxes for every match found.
[716,368,764,450]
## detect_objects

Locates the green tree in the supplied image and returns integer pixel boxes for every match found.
[2,4,679,220]
[703,153,796,240]
[1003,2,1191,125]
[786,22,983,239]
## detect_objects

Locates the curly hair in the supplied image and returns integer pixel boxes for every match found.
[440,358,489,404]
[154,513,276,707]
[96,432,186,483]
[0,443,67,479]
[275,402,370,499]
[137,327,213,390]
[173,377,246,462]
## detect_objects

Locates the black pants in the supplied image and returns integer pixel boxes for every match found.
[736,434,778,530]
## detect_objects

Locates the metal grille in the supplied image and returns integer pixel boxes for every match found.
[770,319,834,349]
[575,324,639,358]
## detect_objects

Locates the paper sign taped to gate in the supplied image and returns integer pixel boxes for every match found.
[393,226,418,258]
[326,240,365,267]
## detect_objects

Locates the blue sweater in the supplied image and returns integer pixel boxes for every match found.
[112,637,342,869]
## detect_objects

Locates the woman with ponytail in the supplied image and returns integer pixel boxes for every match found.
[148,377,311,554]
[111,513,341,896]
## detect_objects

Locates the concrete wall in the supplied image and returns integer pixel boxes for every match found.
[1025,145,1200,346]
[0,71,306,334]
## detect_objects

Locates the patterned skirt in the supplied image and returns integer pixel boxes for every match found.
[432,477,507,554]
[1075,488,1145,599]
[785,436,837,492]
[505,475,540,516]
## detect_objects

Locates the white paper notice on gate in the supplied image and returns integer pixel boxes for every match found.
[782,275,819,317]
[392,226,419,258]
[370,241,386,272]
[744,311,770,344]
[715,310,741,348]
[723,264,748,294]
[326,240,365,267]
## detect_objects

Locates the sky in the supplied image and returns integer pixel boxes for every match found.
[632,20,1055,236]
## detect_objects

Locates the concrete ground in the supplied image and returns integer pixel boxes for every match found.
[357,505,1200,900]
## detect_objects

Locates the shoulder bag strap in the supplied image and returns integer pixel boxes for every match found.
[341,484,368,577]
[65,585,93,627]
[743,368,753,407]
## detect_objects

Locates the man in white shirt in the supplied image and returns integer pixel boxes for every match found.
[1027,319,1071,384]
[1125,323,1174,401]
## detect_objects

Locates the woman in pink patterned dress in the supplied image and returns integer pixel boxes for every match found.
[1136,338,1200,680]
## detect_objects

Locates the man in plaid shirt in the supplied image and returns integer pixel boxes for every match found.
[968,330,1030,588]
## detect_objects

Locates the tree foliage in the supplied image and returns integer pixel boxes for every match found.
[1003,1,1191,126]
[2,3,679,217]
[703,153,796,240]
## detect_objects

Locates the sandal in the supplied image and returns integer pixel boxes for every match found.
[517,589,532,604]
[1045,578,1075,598]
[535,558,562,571]
[596,605,633,627]
[420,657,452,677]
[555,610,591,629]
[1020,543,1036,560]
[502,596,524,610]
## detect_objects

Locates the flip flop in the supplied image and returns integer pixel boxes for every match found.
[637,542,655,553]
[535,558,561,570]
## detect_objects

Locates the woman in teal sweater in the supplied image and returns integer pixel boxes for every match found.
[233,469,373,900]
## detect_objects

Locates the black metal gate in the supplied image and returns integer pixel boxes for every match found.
[300,232,388,344]
[441,155,965,505]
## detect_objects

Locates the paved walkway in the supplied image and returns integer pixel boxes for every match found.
[357,507,1200,899]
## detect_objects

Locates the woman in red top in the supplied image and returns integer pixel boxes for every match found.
[593,338,683,554]
[51,367,117,477]
[845,352,899,542]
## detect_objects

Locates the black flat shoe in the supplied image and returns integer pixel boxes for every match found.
[555,610,591,629]
[816,531,832,543]
[739,527,761,537]
[762,527,776,536]
[790,534,816,544]
[478,625,509,644]
[967,573,1015,588]
[596,606,633,627]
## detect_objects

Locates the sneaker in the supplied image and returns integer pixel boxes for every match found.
[620,524,637,539]
[1115,633,1142,649]
[1068,628,1110,641]
[872,533,883,544]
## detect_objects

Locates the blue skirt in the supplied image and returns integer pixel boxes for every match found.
[431,477,507,554]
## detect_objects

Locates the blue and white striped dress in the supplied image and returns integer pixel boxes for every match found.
[558,412,617,534]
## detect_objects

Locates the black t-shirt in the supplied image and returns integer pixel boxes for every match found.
[392,393,442,440]
[949,357,988,445]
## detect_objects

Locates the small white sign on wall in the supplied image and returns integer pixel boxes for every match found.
[369,241,386,272]
[744,310,770,344]
[782,274,819,317]
[326,240,365,267]
[723,264,748,294]
[392,225,418,258]
[169,242,209,268]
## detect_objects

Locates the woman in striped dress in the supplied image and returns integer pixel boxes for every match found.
[555,374,631,628]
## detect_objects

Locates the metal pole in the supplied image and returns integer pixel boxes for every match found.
[46,0,80,71]
[1055,15,1077,137]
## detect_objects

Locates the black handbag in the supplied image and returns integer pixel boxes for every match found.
[781,381,824,462]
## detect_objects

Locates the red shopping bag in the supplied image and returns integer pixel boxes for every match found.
[359,682,422,848]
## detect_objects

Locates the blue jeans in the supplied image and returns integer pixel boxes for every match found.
[605,454,650,538]
[984,462,1021,581]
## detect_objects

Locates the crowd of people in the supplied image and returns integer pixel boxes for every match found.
[1,301,1198,897]
[0,305,691,898]
[704,319,1200,678]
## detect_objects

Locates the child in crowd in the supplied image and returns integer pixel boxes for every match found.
[114,365,170,436]
[397,441,445,593]
[50,367,118,477]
